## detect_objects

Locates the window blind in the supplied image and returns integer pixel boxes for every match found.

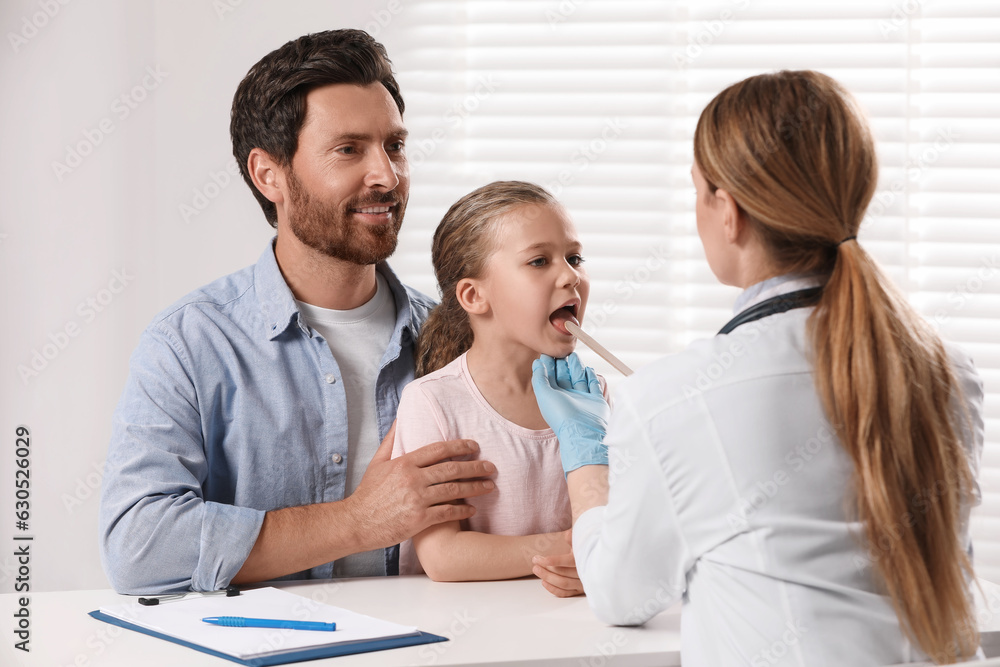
[381,0,1000,581]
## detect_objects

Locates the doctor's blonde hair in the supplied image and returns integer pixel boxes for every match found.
[695,70,977,663]
[415,181,561,377]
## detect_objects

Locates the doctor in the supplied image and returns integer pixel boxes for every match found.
[531,70,984,665]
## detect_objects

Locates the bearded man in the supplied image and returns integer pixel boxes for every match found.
[99,29,497,593]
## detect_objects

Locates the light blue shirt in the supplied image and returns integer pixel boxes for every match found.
[99,241,435,594]
[574,275,985,665]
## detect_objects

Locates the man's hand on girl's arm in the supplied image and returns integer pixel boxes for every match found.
[346,422,497,548]
[233,422,497,585]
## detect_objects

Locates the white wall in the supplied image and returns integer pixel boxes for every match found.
[0,0,419,592]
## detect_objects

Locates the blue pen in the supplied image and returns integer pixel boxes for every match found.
[202,616,336,631]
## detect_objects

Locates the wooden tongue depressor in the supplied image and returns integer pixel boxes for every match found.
[565,321,634,377]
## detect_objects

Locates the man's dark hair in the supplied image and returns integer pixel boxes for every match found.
[230,29,405,227]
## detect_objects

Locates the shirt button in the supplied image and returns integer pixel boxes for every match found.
[331,453,343,464]
[324,374,337,384]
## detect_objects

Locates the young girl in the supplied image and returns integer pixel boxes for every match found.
[390,181,602,596]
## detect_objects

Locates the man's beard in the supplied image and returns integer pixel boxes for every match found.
[286,171,405,265]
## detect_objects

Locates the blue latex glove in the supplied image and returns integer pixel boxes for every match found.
[531,353,611,474]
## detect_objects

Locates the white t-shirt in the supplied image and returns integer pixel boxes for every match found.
[296,272,395,578]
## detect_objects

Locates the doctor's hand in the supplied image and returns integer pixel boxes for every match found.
[531,353,610,475]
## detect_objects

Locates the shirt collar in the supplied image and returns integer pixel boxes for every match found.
[254,238,417,343]
[732,273,825,315]
[255,239,299,340]
[377,260,419,348]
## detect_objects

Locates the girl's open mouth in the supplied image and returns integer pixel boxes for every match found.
[549,302,580,336]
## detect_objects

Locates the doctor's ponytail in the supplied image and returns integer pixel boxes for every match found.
[695,70,977,663]
[415,181,560,377]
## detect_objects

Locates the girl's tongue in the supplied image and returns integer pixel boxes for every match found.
[549,306,579,336]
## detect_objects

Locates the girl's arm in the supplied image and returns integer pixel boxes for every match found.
[395,377,581,592]
[413,521,571,582]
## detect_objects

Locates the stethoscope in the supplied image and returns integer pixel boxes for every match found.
[717,287,823,335]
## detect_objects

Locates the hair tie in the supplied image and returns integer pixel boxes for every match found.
[836,235,857,247]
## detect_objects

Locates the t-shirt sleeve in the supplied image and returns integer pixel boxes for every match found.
[391,381,449,460]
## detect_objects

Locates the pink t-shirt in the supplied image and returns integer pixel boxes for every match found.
[391,352,572,576]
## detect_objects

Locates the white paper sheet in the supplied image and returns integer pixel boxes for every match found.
[99,586,419,659]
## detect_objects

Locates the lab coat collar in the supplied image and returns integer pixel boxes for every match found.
[733,273,825,316]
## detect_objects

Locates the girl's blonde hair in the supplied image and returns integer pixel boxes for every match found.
[694,70,977,662]
[415,181,560,377]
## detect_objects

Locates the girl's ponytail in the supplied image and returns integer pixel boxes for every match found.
[415,293,474,377]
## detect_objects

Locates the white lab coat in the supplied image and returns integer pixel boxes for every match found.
[573,276,985,666]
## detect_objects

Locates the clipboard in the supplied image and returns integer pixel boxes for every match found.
[88,587,447,666]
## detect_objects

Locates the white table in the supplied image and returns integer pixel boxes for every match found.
[0,576,682,667]
[5,576,1000,666]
